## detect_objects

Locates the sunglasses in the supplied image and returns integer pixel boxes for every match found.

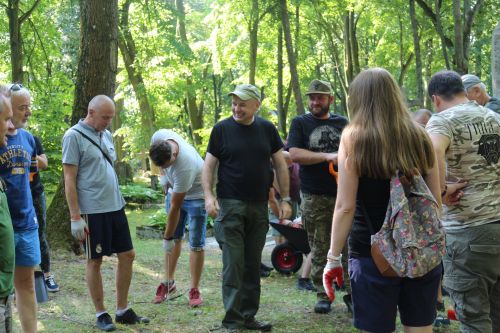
[9,83,23,91]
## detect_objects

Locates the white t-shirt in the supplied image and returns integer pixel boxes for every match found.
[151,129,204,200]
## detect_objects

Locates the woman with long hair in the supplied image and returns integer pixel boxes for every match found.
[323,68,442,333]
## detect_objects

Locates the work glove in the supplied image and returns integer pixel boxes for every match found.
[323,259,344,302]
[71,218,88,241]
[163,239,175,254]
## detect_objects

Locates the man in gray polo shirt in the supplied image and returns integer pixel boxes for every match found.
[62,95,149,331]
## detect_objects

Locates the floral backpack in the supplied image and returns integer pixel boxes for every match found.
[365,172,445,278]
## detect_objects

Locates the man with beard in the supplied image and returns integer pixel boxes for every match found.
[287,79,349,314]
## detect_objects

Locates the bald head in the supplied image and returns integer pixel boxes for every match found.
[412,109,433,127]
[85,95,115,132]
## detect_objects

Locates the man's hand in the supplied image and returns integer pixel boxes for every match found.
[443,181,467,206]
[163,239,175,253]
[205,196,220,218]
[71,218,88,241]
[323,259,344,302]
[323,153,338,164]
[279,201,292,219]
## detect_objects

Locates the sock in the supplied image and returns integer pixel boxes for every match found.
[162,279,174,286]
[96,311,108,318]
[116,307,130,316]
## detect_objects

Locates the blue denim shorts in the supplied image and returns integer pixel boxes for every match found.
[14,228,41,267]
[166,194,207,250]
[349,256,441,333]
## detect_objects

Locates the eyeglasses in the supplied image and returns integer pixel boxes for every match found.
[9,83,23,91]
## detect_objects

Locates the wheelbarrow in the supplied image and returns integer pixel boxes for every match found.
[270,162,338,274]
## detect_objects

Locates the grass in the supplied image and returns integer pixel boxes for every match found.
[14,208,459,332]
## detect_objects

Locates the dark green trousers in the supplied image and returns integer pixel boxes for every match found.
[215,199,269,329]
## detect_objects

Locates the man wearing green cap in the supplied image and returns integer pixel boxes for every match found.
[202,83,291,332]
[462,74,500,114]
[287,79,349,314]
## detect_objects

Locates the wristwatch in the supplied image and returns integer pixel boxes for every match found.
[281,196,292,203]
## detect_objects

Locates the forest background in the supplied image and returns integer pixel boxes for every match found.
[0,0,498,248]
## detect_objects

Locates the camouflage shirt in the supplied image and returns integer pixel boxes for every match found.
[426,101,500,230]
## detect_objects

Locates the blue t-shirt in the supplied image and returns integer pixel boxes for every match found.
[0,129,38,232]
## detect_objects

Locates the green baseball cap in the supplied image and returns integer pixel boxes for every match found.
[228,84,261,101]
[305,79,332,95]
[461,74,482,91]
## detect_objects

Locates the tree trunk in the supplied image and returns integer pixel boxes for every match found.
[452,0,466,74]
[279,0,304,115]
[433,0,451,69]
[46,0,118,252]
[248,0,259,85]
[118,0,155,144]
[409,0,424,106]
[175,0,203,146]
[277,27,286,137]
[6,0,41,83]
[493,21,500,98]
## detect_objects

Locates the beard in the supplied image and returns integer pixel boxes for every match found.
[308,105,330,118]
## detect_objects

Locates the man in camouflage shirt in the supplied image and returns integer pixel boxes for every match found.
[427,70,500,333]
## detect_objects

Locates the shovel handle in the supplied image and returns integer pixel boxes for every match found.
[328,162,338,184]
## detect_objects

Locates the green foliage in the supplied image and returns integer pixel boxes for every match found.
[146,208,167,228]
[120,183,163,203]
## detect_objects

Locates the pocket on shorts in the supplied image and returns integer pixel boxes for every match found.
[469,244,500,255]
[443,276,480,320]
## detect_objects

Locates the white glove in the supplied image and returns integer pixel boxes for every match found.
[163,239,175,253]
[71,218,88,241]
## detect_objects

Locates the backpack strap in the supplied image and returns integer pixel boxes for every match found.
[72,128,113,166]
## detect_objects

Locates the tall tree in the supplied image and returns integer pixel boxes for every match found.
[118,0,156,147]
[409,0,424,106]
[493,21,500,98]
[6,0,41,83]
[279,0,304,115]
[175,0,204,146]
[47,0,119,251]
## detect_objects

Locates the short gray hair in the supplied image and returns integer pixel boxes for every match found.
[466,82,487,93]
[7,83,31,100]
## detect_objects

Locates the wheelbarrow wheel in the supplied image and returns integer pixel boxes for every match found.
[271,242,303,274]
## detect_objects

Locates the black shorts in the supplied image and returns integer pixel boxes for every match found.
[82,208,133,259]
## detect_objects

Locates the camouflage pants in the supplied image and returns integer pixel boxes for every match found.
[301,193,350,301]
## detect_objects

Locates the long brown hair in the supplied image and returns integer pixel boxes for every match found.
[344,68,435,179]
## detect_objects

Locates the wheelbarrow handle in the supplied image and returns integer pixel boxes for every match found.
[328,161,338,183]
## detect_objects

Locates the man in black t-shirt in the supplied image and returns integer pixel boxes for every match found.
[202,84,292,332]
[287,79,349,314]
[29,136,59,292]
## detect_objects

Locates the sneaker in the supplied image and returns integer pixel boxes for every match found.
[188,288,203,307]
[314,300,332,314]
[115,308,150,325]
[152,282,176,304]
[297,278,317,292]
[44,275,60,292]
[244,317,272,331]
[96,313,116,332]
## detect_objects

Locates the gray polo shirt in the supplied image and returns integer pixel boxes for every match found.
[62,120,125,214]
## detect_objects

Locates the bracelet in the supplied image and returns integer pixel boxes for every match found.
[164,237,174,241]
[327,249,342,261]
[441,185,448,198]
[281,196,292,203]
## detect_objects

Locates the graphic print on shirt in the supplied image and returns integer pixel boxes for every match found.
[478,134,499,164]
[308,125,341,152]
[0,144,31,175]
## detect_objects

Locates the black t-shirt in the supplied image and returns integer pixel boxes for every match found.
[29,136,44,196]
[287,113,348,196]
[207,116,283,201]
[348,177,390,258]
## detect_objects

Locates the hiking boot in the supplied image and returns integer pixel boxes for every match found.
[96,313,116,332]
[244,317,272,331]
[152,281,176,304]
[260,269,271,278]
[115,308,150,325]
[44,275,60,292]
[260,262,273,272]
[297,278,317,292]
[188,288,203,307]
[314,300,332,314]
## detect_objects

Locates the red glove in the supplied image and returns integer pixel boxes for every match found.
[323,260,344,302]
